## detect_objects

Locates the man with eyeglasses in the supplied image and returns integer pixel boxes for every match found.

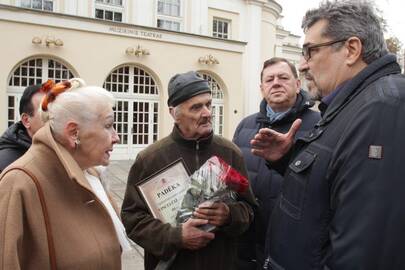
[251,1,405,269]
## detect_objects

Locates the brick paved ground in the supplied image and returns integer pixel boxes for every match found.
[105,160,144,270]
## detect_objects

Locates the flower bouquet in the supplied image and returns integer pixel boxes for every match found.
[155,155,248,270]
[175,155,249,231]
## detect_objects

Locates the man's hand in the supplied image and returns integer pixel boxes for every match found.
[181,218,215,250]
[251,118,302,161]
[193,201,230,227]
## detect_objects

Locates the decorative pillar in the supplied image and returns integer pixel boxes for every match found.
[244,1,263,115]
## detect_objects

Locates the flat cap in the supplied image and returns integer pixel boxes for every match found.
[167,71,211,107]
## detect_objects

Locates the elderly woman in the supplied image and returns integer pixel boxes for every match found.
[0,78,130,269]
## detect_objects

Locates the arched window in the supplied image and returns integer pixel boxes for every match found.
[7,57,75,126]
[103,65,159,159]
[197,72,225,136]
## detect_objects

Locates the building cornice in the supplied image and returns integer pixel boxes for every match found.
[283,48,301,55]
[0,4,246,53]
[283,44,301,50]
[245,0,282,18]
[276,26,300,38]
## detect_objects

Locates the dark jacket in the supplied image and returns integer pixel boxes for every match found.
[0,122,31,173]
[233,91,320,269]
[265,54,405,270]
[121,125,256,270]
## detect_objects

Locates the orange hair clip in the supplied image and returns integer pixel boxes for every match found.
[40,79,55,94]
[41,80,72,111]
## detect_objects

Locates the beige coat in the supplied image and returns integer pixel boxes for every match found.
[0,123,121,270]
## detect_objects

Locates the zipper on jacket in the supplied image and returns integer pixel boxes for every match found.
[195,140,200,169]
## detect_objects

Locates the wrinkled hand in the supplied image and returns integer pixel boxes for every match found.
[181,218,215,250]
[251,119,302,161]
[194,201,230,227]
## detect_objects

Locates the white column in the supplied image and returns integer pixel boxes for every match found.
[190,0,208,35]
[132,0,155,27]
[63,0,78,15]
[243,3,262,116]
[76,0,89,17]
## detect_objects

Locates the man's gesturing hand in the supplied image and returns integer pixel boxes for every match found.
[181,218,215,250]
[251,118,302,161]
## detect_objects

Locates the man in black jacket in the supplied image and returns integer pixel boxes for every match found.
[252,1,405,269]
[0,84,44,172]
[233,57,320,269]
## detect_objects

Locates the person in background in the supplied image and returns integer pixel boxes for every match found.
[0,84,45,172]
[121,71,256,270]
[0,78,130,269]
[299,57,321,101]
[251,1,405,269]
[233,57,320,269]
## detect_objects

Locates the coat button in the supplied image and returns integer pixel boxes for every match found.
[295,160,302,166]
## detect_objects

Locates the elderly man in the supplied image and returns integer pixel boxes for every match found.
[0,84,44,172]
[233,57,319,269]
[121,71,255,270]
[251,1,405,269]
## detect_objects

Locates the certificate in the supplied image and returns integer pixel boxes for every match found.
[137,159,190,225]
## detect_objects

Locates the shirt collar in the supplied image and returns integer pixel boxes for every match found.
[321,80,350,106]
[319,80,349,114]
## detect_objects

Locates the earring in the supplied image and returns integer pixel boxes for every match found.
[74,138,81,149]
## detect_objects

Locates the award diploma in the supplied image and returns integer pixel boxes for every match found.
[137,159,190,225]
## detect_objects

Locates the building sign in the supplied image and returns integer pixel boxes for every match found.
[109,26,163,40]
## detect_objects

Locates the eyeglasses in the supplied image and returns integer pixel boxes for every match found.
[302,39,347,61]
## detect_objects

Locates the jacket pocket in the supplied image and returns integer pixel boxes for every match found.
[279,150,316,220]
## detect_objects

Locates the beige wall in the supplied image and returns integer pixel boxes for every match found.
[0,1,306,159]
[0,14,245,141]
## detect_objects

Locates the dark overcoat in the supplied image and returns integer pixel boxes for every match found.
[266,54,405,269]
[233,91,320,269]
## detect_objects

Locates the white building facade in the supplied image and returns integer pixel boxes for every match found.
[0,0,301,160]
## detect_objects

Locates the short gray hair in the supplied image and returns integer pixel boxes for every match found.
[172,103,183,119]
[302,0,388,64]
[41,78,115,137]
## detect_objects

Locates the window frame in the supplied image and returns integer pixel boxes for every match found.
[157,18,181,31]
[212,17,231,39]
[95,0,123,7]
[6,56,76,126]
[103,65,160,146]
[94,0,125,22]
[196,72,225,136]
[157,0,180,17]
[156,0,183,31]
[19,0,54,11]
